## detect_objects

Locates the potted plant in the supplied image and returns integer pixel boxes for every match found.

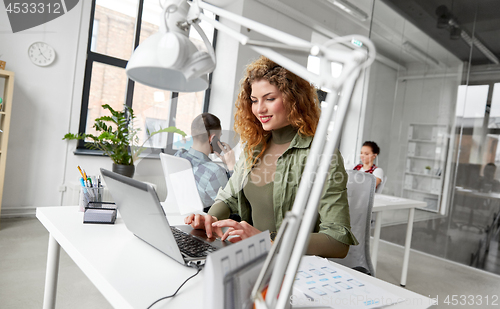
[63,104,186,177]
[424,166,432,175]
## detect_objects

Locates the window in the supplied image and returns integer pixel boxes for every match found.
[78,0,216,154]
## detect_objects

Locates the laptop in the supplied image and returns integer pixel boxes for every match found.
[100,168,231,267]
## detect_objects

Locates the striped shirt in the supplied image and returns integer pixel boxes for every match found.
[174,148,229,210]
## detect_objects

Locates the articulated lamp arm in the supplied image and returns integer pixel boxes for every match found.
[144,1,376,308]
[185,1,375,308]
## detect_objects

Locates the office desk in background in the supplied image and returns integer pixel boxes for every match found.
[372,194,427,287]
[37,206,433,309]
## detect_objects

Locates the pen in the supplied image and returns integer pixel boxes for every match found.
[82,169,91,187]
[82,177,96,200]
[80,177,87,188]
[77,166,85,179]
[91,176,98,187]
[80,177,93,201]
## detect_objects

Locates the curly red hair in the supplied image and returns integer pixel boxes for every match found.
[234,56,321,166]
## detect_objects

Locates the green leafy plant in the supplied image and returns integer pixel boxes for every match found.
[425,166,431,170]
[63,104,186,165]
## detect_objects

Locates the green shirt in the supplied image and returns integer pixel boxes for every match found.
[212,131,358,246]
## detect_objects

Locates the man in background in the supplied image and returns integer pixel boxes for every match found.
[479,163,500,193]
[175,113,235,212]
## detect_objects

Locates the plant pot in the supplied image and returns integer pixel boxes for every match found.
[112,163,135,178]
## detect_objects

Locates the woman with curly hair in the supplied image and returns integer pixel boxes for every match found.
[185,56,357,258]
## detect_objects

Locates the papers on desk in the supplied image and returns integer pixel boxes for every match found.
[292,256,404,309]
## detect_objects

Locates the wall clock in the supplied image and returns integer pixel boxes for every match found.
[28,42,56,67]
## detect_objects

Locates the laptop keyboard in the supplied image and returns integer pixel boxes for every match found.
[171,227,217,258]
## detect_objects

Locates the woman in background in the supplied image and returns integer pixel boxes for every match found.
[185,56,358,258]
[353,141,384,189]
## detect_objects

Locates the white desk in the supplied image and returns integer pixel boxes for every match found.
[37,206,202,309]
[37,206,433,309]
[372,194,427,287]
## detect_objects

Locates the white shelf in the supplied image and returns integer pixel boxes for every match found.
[405,171,441,178]
[407,155,442,161]
[0,70,14,223]
[403,188,440,195]
[408,123,447,127]
[405,123,449,213]
[408,139,437,143]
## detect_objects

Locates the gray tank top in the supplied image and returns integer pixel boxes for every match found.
[243,176,276,234]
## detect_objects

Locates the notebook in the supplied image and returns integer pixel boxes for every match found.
[100,168,231,267]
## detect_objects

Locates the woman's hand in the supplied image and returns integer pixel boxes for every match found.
[212,220,261,243]
[215,141,236,172]
[184,213,221,238]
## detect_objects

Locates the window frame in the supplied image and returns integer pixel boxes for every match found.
[76,0,217,155]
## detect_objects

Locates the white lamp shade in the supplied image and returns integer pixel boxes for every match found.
[126,32,209,92]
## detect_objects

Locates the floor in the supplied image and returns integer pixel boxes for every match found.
[379,206,500,276]
[1,217,500,309]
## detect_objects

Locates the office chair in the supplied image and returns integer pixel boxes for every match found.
[453,163,489,233]
[159,153,205,215]
[330,170,376,276]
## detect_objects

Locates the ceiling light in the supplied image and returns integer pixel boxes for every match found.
[325,0,369,21]
[435,5,499,65]
[460,31,499,65]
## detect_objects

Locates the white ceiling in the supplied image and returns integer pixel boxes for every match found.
[256,0,462,70]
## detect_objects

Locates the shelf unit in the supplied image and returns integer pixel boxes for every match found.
[403,123,448,212]
[0,70,14,222]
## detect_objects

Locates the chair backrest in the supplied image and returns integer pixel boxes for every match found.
[376,175,387,193]
[330,170,376,276]
[159,153,204,215]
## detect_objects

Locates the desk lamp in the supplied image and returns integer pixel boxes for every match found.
[126,0,376,308]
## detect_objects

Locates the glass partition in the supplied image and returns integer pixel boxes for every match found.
[265,0,499,275]
[361,0,500,275]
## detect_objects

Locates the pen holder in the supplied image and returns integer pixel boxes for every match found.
[79,186,106,212]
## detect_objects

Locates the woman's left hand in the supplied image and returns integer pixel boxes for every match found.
[212,220,261,243]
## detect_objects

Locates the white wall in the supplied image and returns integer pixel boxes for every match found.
[0,2,97,214]
[361,60,398,183]
[0,0,168,215]
[206,0,244,132]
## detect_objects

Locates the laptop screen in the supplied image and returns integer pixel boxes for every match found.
[100,168,186,264]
